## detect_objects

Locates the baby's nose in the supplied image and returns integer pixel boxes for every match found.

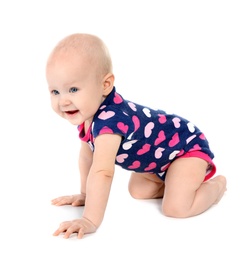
[59,95,71,106]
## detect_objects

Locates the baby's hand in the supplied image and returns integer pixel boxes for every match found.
[51,194,86,206]
[53,217,97,239]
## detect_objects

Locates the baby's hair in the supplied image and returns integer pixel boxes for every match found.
[49,33,113,80]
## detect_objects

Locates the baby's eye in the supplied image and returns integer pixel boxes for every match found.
[69,87,78,93]
[51,90,60,95]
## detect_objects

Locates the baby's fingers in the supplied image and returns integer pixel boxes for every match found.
[53,221,71,237]
[51,195,74,206]
[63,225,85,239]
[53,222,84,239]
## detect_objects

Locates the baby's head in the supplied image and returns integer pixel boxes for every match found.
[46,34,115,125]
[46,33,113,82]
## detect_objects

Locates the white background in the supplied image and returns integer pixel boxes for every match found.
[0,0,250,259]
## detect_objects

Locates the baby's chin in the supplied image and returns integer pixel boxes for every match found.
[62,111,83,125]
[67,119,83,126]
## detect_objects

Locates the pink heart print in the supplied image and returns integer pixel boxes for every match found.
[199,133,205,140]
[113,92,123,104]
[158,114,167,124]
[154,130,166,145]
[98,111,115,120]
[144,162,157,171]
[144,122,154,138]
[128,160,141,169]
[137,144,151,155]
[172,117,181,128]
[116,153,128,163]
[155,147,165,159]
[99,126,114,134]
[122,140,138,150]
[132,115,140,132]
[168,132,180,147]
[128,102,137,111]
[189,144,201,152]
[117,122,129,134]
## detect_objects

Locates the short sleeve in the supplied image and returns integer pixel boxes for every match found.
[92,107,134,140]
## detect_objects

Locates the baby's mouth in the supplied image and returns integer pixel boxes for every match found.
[65,110,79,115]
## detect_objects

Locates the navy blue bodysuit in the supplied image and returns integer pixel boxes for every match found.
[78,87,216,181]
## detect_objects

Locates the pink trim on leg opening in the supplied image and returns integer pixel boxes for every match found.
[178,151,216,182]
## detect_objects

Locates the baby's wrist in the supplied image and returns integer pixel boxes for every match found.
[82,217,97,233]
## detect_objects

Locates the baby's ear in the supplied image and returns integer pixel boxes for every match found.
[103,73,115,95]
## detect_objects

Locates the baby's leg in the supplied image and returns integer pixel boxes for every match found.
[128,172,164,199]
[162,157,227,218]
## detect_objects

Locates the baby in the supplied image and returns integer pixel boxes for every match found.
[46,33,227,239]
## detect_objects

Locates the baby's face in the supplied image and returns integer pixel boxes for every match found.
[46,52,105,126]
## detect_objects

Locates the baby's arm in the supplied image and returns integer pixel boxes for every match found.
[53,134,122,238]
[79,141,93,197]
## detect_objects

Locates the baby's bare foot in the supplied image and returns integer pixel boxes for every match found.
[212,175,227,204]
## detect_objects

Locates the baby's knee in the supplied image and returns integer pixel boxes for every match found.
[162,203,190,218]
[128,178,164,199]
[128,173,147,199]
[128,181,143,199]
